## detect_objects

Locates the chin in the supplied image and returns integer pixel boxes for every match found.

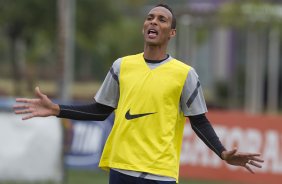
[145,39,161,46]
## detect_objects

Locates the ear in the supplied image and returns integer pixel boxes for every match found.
[142,28,145,35]
[169,29,176,39]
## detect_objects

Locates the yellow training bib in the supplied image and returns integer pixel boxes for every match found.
[99,53,191,181]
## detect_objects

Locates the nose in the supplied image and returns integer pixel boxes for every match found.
[150,17,158,25]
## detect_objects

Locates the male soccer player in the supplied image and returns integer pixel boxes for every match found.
[14,4,264,184]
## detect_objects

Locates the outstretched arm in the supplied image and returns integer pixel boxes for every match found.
[188,114,226,159]
[13,87,115,121]
[57,102,114,121]
[188,114,264,174]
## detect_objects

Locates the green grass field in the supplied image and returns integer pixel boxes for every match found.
[0,168,239,184]
[0,170,239,184]
[66,169,236,184]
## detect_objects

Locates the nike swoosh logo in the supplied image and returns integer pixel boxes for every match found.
[125,109,156,120]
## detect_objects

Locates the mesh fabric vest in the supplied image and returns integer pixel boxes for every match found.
[99,53,191,181]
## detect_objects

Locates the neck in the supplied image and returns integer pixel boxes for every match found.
[143,43,168,60]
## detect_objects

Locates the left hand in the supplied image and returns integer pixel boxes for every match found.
[221,148,264,174]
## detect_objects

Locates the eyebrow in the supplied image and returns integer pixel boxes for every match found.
[147,13,169,20]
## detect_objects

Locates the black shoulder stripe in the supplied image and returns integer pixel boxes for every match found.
[110,67,119,85]
[186,81,201,108]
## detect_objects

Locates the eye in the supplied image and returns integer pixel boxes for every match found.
[146,16,153,21]
[159,17,167,23]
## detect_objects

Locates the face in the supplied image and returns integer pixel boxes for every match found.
[143,6,176,46]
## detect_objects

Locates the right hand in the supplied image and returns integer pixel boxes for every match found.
[13,87,60,120]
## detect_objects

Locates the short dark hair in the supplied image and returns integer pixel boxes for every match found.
[155,3,176,29]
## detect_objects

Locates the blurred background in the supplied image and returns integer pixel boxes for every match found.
[0,0,281,184]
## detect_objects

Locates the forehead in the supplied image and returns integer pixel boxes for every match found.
[147,6,172,19]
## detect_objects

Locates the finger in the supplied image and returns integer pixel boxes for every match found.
[249,160,262,168]
[16,98,32,103]
[245,164,255,174]
[237,152,260,156]
[228,148,238,156]
[222,148,238,160]
[16,98,39,104]
[35,87,45,99]
[246,153,261,157]
[13,104,29,109]
[22,115,34,120]
[237,153,261,159]
[14,109,33,114]
[251,157,264,163]
[231,147,238,153]
[22,112,37,120]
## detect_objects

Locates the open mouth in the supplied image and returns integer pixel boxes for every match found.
[147,29,158,38]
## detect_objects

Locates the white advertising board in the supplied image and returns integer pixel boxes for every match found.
[0,112,63,182]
